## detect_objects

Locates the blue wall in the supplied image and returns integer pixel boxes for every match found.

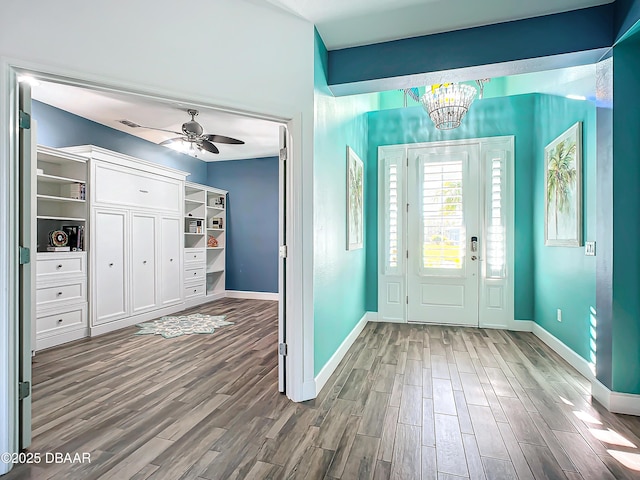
[313,30,379,375]
[207,157,279,293]
[328,6,613,89]
[366,95,536,321]
[32,101,208,183]
[533,96,597,362]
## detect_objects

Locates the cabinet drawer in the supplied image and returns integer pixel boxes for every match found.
[36,280,86,310]
[184,266,206,283]
[36,305,86,335]
[184,249,206,264]
[184,283,206,298]
[94,162,182,212]
[37,253,86,280]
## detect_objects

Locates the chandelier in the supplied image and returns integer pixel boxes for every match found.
[420,83,477,130]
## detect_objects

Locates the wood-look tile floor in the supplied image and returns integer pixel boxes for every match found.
[5,300,640,479]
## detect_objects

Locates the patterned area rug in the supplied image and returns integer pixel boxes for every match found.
[135,314,233,338]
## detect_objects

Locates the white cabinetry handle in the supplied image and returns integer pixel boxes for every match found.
[139,189,149,194]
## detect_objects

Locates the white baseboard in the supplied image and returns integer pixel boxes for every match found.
[530,323,595,382]
[368,311,406,323]
[184,291,225,308]
[314,312,369,395]
[529,322,640,416]
[508,319,535,332]
[225,290,279,301]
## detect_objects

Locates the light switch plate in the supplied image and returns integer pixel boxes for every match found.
[585,241,596,256]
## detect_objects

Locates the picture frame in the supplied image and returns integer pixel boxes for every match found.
[544,122,582,247]
[347,146,364,250]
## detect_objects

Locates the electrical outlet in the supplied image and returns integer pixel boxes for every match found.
[557,309,562,322]
[585,241,596,256]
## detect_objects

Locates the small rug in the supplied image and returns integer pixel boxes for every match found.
[135,313,233,338]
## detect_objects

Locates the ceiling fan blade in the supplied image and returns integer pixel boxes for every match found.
[198,140,220,154]
[118,120,182,136]
[203,134,244,145]
[160,137,185,146]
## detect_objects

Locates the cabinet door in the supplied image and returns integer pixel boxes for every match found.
[94,209,128,325]
[131,212,158,313]
[160,216,183,305]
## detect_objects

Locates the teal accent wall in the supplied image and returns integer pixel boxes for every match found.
[533,96,597,362]
[366,95,537,321]
[313,30,379,375]
[611,36,640,394]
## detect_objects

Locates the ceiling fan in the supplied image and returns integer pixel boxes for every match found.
[119,109,244,155]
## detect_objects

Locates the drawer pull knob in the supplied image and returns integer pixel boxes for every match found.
[194,272,197,276]
[194,289,197,293]
[170,258,173,262]
[56,264,63,269]
[139,189,149,194]
[143,260,147,264]
[109,263,114,267]
[57,292,63,296]
[58,319,63,323]
[193,255,197,258]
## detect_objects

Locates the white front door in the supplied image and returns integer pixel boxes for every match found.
[407,144,480,326]
[378,137,514,328]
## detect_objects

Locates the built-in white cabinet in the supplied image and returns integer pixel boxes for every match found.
[32,145,229,346]
[64,145,188,335]
[160,217,183,306]
[183,182,227,306]
[131,212,158,314]
[93,208,128,326]
[34,146,89,350]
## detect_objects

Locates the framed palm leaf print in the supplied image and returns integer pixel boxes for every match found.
[544,122,582,246]
[347,146,364,250]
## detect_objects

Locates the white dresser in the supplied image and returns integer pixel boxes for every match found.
[35,252,89,350]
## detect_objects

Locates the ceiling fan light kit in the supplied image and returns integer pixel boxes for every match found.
[120,109,244,157]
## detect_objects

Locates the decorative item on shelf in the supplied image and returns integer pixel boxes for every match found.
[212,196,225,208]
[61,182,86,200]
[211,218,223,229]
[189,220,203,233]
[62,225,84,251]
[208,235,218,248]
[48,230,71,252]
[420,83,477,130]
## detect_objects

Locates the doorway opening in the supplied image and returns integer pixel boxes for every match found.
[12,67,293,454]
[378,137,514,328]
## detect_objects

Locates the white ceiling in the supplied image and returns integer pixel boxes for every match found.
[32,81,282,162]
[260,0,614,49]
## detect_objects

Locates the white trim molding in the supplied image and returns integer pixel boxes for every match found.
[225,290,279,301]
[314,312,369,396]
[529,322,640,416]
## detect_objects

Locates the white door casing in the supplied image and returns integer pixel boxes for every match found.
[378,137,514,328]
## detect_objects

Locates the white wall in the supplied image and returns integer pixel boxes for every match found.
[0,0,315,471]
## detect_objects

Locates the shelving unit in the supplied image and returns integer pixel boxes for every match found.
[34,146,89,350]
[183,182,228,304]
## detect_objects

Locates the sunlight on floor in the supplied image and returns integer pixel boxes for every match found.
[558,395,574,406]
[573,410,603,425]
[607,450,640,471]
[589,428,638,448]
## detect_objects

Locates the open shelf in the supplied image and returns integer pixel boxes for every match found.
[37,215,86,222]
[207,206,225,212]
[207,228,224,232]
[207,268,225,274]
[37,194,85,204]
[37,173,85,184]
[207,247,224,250]
[184,232,205,236]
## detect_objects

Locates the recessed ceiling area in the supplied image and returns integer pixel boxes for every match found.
[259,0,614,49]
[31,81,282,162]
